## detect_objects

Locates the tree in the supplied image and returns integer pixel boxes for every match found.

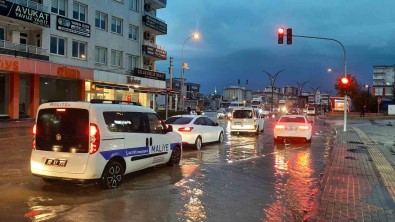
[334,74,360,99]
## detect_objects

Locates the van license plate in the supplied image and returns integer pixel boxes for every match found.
[45,159,67,167]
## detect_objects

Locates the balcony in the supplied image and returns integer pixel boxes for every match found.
[142,13,167,35]
[8,0,48,12]
[142,40,167,60]
[0,40,49,61]
[144,0,167,9]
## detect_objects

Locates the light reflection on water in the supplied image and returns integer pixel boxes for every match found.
[264,143,318,221]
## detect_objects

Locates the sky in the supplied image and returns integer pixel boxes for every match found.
[155,0,395,95]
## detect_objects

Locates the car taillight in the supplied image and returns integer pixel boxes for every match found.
[275,124,285,129]
[179,127,194,132]
[299,125,309,130]
[32,124,36,150]
[89,123,100,154]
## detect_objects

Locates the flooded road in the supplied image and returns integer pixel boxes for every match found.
[0,117,334,221]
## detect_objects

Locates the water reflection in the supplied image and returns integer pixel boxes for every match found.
[264,142,318,221]
[175,166,207,221]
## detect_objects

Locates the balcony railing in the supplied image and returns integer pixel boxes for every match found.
[144,11,166,24]
[143,40,165,51]
[8,0,48,12]
[0,40,49,61]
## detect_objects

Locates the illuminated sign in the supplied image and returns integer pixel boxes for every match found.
[56,15,90,37]
[142,15,167,34]
[132,68,165,81]
[0,0,50,27]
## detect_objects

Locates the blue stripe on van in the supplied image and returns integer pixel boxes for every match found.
[99,143,181,161]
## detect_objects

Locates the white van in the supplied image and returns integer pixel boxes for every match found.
[230,107,264,134]
[30,100,182,189]
[306,107,316,115]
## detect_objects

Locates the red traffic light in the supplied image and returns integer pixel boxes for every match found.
[278,28,284,44]
[341,77,349,84]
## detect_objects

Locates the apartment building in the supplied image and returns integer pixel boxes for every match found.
[372,65,394,102]
[0,0,167,119]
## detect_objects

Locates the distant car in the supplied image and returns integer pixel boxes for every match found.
[165,115,224,150]
[274,114,312,143]
[216,108,227,119]
[306,107,316,115]
[230,107,264,134]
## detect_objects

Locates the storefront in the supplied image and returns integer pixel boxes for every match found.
[0,55,93,119]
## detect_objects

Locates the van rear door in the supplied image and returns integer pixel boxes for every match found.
[32,107,90,174]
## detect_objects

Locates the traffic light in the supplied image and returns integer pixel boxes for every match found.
[278,28,284,44]
[286,28,292,45]
[341,77,349,85]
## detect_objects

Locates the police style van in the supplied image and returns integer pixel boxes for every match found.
[30,100,182,189]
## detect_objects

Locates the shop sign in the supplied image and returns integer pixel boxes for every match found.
[142,15,167,34]
[56,15,90,37]
[0,58,18,71]
[143,45,166,60]
[127,76,142,85]
[0,0,50,27]
[132,68,165,81]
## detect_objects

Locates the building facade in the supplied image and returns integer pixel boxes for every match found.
[0,0,167,119]
[372,65,394,103]
[222,85,246,102]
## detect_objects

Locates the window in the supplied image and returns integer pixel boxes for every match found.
[111,50,122,67]
[111,16,123,35]
[72,40,87,59]
[128,55,139,70]
[51,0,66,15]
[50,36,66,56]
[130,0,139,12]
[73,1,87,22]
[95,11,107,30]
[122,112,146,133]
[95,46,107,64]
[147,113,165,134]
[128,25,139,41]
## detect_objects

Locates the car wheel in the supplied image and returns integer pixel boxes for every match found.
[218,132,224,143]
[167,146,181,166]
[195,136,202,150]
[100,161,124,189]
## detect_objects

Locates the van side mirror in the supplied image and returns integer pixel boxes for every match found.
[166,125,173,133]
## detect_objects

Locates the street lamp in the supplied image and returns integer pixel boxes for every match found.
[263,69,284,110]
[181,32,200,110]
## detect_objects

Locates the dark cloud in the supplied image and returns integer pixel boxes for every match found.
[156,0,395,94]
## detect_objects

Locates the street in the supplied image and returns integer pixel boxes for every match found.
[0,117,334,221]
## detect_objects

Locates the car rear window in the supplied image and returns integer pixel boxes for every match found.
[233,110,253,119]
[164,117,193,125]
[36,108,89,153]
[278,117,306,123]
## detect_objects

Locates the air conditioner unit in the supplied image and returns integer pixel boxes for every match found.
[144,31,151,39]
[144,4,151,11]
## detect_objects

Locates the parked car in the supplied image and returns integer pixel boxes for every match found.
[273,114,312,143]
[164,115,224,150]
[230,107,264,134]
[216,108,227,119]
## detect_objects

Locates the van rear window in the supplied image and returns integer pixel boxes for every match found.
[36,108,89,153]
[233,110,253,119]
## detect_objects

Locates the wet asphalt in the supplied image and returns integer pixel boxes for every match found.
[0,116,334,221]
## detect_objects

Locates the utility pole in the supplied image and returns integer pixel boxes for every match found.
[169,57,173,111]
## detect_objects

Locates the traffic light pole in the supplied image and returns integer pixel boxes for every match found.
[291,34,348,132]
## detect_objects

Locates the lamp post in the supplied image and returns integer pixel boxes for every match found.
[181,32,200,110]
[294,80,309,108]
[263,69,284,110]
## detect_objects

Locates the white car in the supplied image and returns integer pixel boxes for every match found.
[31,100,182,189]
[230,107,264,134]
[165,115,224,150]
[306,107,316,115]
[273,114,312,143]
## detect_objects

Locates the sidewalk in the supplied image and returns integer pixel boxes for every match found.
[314,124,395,221]
[0,119,34,129]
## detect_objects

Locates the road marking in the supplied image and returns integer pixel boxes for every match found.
[353,127,395,203]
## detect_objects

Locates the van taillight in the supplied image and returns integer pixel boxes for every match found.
[32,124,36,150]
[89,123,100,154]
